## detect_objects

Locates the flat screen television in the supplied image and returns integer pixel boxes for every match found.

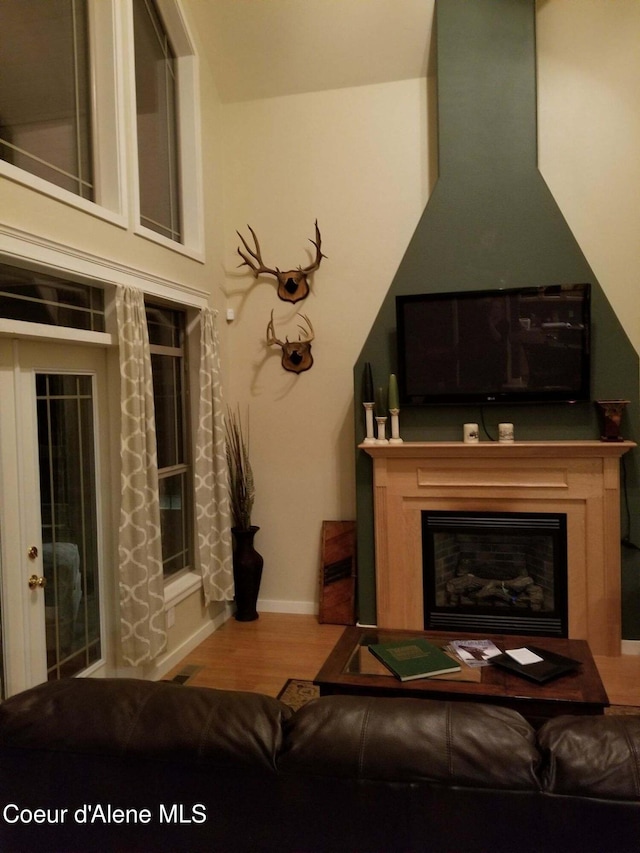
[396,283,591,406]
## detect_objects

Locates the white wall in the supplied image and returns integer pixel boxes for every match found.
[537,0,640,353]
[221,78,431,610]
[219,1,640,614]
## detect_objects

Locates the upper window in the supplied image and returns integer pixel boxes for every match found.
[0,0,203,254]
[0,0,93,199]
[0,261,105,332]
[133,0,181,243]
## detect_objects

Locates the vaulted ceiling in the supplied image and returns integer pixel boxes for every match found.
[186,0,436,103]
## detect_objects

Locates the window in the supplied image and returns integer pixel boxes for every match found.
[0,0,93,199]
[133,0,181,243]
[0,261,105,332]
[146,302,192,579]
[0,0,202,250]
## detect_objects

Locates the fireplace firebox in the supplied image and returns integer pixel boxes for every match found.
[422,511,568,637]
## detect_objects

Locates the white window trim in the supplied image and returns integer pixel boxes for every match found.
[0,0,204,260]
[164,569,202,610]
[125,0,205,261]
[0,224,209,311]
[0,0,128,228]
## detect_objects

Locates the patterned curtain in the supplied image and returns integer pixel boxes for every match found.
[115,286,167,666]
[195,308,234,604]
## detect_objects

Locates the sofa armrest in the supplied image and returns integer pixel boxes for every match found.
[538,714,640,800]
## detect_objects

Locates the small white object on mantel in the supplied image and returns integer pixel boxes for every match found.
[389,408,403,444]
[362,402,376,444]
[375,417,388,444]
[463,423,479,443]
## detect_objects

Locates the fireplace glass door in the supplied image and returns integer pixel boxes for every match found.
[422,511,568,637]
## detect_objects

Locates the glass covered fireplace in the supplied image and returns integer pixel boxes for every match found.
[422,511,568,637]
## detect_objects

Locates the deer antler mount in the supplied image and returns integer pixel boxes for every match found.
[237,221,325,304]
[266,311,315,373]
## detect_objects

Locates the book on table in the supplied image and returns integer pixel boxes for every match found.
[447,639,502,668]
[489,646,582,684]
[367,637,461,681]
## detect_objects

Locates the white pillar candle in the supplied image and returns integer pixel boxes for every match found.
[498,422,514,443]
[463,423,479,444]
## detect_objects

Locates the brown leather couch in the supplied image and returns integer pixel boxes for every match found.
[0,677,638,852]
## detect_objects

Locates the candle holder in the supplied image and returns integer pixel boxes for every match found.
[375,416,389,444]
[389,408,403,444]
[362,402,376,444]
[596,400,629,442]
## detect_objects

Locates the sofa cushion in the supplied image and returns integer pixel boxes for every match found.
[0,677,292,771]
[279,694,540,789]
[538,714,640,800]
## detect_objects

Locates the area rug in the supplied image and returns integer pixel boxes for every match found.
[277,679,320,711]
[276,679,640,716]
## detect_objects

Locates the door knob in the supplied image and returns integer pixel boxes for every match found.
[28,574,47,590]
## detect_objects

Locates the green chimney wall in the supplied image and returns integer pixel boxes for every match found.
[353,0,640,637]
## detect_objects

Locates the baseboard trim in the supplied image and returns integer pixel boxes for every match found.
[257,598,317,616]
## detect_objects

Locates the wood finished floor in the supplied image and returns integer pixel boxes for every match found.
[166,613,640,707]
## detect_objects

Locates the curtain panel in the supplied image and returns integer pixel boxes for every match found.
[115,286,167,666]
[195,308,233,604]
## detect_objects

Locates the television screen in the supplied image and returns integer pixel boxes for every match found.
[396,284,591,406]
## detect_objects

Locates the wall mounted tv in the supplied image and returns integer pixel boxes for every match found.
[396,283,591,406]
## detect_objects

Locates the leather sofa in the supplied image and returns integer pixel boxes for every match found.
[0,677,638,852]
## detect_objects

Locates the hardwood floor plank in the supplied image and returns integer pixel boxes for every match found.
[594,654,640,706]
[166,613,345,697]
[166,613,640,706]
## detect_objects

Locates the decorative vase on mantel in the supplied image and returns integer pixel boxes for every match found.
[232,525,263,622]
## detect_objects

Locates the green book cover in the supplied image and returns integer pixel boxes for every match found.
[368,638,461,681]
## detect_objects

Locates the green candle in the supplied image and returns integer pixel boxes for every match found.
[388,374,399,410]
[375,386,386,417]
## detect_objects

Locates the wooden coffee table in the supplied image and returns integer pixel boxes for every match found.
[314,626,609,727]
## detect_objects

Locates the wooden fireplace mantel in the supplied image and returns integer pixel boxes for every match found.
[360,440,635,656]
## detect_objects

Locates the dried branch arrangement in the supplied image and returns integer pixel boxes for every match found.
[225,406,255,531]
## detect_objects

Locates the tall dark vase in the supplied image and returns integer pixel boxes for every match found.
[232,525,263,622]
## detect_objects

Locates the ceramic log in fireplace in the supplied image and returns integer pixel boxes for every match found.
[360,440,635,656]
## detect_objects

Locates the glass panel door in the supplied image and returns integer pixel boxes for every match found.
[36,372,101,679]
[0,339,110,695]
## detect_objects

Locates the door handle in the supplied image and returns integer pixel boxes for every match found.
[28,574,47,590]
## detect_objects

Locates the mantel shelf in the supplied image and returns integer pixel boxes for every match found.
[360,440,636,460]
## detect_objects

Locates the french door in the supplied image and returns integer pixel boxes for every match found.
[0,338,113,696]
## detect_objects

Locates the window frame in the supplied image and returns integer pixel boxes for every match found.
[127,0,204,258]
[0,0,204,258]
[146,299,194,584]
[0,0,127,226]
[0,227,209,619]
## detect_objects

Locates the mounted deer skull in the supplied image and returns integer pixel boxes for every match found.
[237,221,325,304]
[266,311,315,373]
